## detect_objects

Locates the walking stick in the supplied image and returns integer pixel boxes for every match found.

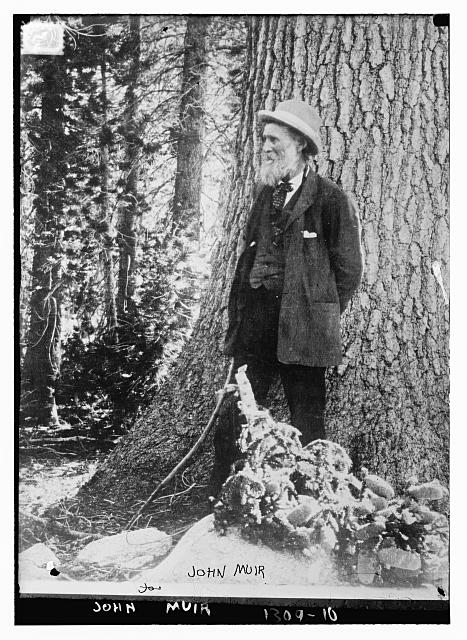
[126,358,235,530]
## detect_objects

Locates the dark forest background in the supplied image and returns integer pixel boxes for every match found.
[20,15,245,444]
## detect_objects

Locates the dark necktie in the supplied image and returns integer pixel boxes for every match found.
[271,179,293,211]
[270,179,293,247]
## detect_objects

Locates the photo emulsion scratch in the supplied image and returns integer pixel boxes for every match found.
[16,13,449,625]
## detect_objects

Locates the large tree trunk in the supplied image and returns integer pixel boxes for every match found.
[21,57,67,428]
[85,15,448,505]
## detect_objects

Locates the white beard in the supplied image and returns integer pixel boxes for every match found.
[259,152,288,187]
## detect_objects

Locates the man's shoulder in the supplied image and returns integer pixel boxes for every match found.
[317,174,349,204]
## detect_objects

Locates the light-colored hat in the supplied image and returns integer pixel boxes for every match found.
[258,99,322,155]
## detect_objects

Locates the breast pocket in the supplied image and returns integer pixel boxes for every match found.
[301,232,319,273]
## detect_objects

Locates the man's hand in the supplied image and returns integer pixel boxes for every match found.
[215,383,238,401]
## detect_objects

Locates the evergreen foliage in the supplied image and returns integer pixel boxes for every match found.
[20,15,246,437]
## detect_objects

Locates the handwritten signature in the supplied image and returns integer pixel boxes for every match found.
[138,582,162,593]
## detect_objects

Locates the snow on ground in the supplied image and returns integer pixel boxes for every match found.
[19,458,98,516]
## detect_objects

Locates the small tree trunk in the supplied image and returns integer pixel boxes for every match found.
[169,16,210,335]
[99,46,118,332]
[171,15,209,242]
[116,15,141,318]
[22,58,67,427]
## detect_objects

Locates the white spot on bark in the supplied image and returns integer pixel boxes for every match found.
[432,261,448,305]
[379,64,394,100]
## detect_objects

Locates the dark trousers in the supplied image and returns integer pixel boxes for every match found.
[210,286,326,495]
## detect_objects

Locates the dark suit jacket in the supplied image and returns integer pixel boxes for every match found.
[224,170,363,367]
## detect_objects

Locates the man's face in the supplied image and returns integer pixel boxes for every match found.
[259,122,304,186]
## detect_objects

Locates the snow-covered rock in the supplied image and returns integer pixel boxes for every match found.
[139,515,337,585]
[77,527,171,570]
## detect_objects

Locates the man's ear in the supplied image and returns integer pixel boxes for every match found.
[296,135,307,154]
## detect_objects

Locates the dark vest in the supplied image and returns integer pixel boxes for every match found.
[249,185,303,293]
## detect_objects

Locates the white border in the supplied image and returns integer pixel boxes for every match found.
[4,3,465,638]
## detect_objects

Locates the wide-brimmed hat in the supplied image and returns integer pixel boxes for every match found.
[258,100,322,155]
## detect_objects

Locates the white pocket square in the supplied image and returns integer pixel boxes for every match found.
[303,231,317,238]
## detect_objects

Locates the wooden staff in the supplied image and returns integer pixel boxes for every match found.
[126,359,235,530]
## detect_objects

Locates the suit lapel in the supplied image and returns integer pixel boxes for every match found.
[284,170,319,231]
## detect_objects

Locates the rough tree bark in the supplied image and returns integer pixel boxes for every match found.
[99,37,118,332]
[84,15,449,505]
[169,16,209,335]
[116,15,141,317]
[21,57,67,427]
[171,15,209,243]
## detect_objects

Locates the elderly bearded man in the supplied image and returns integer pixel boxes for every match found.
[210,100,363,494]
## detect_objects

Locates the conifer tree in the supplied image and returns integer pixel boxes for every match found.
[21,51,69,427]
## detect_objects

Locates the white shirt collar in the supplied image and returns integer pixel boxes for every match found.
[283,165,308,202]
[288,170,304,191]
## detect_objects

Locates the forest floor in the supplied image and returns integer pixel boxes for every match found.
[18,448,211,582]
